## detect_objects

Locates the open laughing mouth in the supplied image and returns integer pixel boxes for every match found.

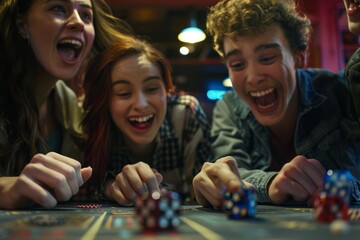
[347,0,360,16]
[129,114,154,129]
[249,87,277,112]
[57,39,83,63]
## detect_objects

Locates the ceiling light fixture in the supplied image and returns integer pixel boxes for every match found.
[178,17,206,44]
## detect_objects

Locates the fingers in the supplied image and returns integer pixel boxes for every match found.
[125,163,161,196]
[111,176,136,205]
[193,157,252,209]
[46,152,84,188]
[306,158,326,186]
[269,156,326,204]
[287,156,325,198]
[269,173,308,203]
[193,168,225,209]
[80,167,93,183]
[15,174,57,209]
[31,153,83,195]
[152,168,163,184]
[15,152,86,208]
[206,157,243,192]
[154,173,163,186]
[110,162,162,205]
[21,160,73,202]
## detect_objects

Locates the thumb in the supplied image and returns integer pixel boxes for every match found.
[242,179,255,190]
[80,167,93,185]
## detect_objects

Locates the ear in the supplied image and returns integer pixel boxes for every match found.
[16,15,28,39]
[294,51,307,69]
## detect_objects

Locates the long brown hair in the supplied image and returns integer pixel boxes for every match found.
[83,38,174,191]
[0,0,132,175]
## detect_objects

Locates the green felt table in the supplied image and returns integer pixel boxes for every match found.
[0,202,359,240]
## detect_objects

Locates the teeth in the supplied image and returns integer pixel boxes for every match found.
[129,114,153,123]
[258,103,274,109]
[59,39,82,49]
[249,88,274,98]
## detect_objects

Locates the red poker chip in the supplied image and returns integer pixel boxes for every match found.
[77,204,102,209]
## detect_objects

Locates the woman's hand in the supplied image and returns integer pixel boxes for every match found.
[106,162,163,206]
[0,152,92,209]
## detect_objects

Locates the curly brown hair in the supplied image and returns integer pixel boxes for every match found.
[206,0,312,57]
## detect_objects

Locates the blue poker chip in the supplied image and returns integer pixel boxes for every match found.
[27,215,65,226]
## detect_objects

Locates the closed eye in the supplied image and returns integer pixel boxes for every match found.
[147,86,161,93]
[115,92,131,99]
[228,61,246,71]
[259,55,276,65]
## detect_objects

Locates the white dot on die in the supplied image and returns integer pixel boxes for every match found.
[172,217,181,226]
[330,220,350,235]
[159,217,169,228]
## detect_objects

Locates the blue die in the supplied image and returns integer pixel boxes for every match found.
[222,186,256,219]
[323,170,353,203]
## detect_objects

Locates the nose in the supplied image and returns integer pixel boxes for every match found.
[67,10,85,31]
[133,92,149,112]
[246,62,264,86]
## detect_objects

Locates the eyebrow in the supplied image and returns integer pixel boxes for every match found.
[224,43,281,60]
[46,0,93,10]
[111,76,162,86]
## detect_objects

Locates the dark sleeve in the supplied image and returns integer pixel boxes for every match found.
[345,48,360,123]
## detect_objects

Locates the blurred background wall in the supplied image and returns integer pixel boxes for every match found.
[98,0,357,120]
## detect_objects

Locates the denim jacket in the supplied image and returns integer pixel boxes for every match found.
[346,48,360,123]
[211,68,360,203]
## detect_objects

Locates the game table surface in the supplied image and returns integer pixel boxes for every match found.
[1,202,359,240]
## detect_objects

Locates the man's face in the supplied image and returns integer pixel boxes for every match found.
[223,24,303,127]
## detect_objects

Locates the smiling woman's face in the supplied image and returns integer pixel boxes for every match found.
[17,0,95,81]
[110,54,167,148]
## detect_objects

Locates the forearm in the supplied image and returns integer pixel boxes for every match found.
[238,168,277,203]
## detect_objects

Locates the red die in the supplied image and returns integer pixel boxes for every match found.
[313,192,349,223]
[135,190,181,231]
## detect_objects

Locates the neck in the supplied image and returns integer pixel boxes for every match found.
[32,70,58,109]
[125,139,156,163]
[268,88,299,144]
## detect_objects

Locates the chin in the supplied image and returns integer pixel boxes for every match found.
[131,135,155,145]
[349,22,360,35]
[255,114,282,127]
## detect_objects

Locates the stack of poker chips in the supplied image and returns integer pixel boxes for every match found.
[135,189,181,231]
[313,170,353,223]
[222,184,257,219]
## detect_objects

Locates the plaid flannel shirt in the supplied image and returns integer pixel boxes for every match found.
[100,94,213,202]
